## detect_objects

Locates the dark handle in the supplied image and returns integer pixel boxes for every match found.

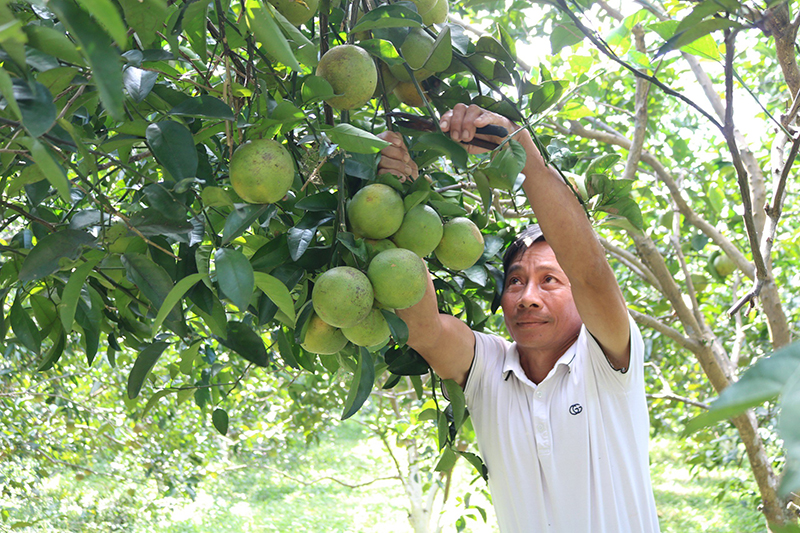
[475,124,508,137]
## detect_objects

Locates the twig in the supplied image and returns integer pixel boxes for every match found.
[555,0,724,131]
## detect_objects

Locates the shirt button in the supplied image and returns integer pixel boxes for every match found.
[536,424,544,432]
[536,390,543,398]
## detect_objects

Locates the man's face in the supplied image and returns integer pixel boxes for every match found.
[500,241,583,356]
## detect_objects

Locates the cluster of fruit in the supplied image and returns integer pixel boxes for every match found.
[315,8,451,109]
[303,182,484,355]
[228,139,484,355]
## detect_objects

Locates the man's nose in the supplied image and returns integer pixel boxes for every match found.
[517,282,542,308]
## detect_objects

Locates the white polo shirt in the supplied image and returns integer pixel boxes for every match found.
[464,315,660,532]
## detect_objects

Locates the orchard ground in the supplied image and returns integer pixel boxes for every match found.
[2,422,766,532]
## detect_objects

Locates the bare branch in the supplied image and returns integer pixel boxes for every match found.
[629,308,701,353]
[599,237,661,290]
[550,119,755,278]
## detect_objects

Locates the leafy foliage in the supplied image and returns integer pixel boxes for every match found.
[2,0,800,527]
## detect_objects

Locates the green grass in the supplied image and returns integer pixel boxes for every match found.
[1,426,769,532]
[649,436,766,533]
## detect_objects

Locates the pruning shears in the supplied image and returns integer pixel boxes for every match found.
[385,112,509,151]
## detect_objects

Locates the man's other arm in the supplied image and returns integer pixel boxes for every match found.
[377,131,475,387]
[440,105,631,370]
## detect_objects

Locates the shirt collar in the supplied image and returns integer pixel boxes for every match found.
[502,339,579,388]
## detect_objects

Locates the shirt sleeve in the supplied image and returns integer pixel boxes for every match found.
[584,313,645,394]
[464,331,507,406]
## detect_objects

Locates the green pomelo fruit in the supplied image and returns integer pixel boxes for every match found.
[713,253,737,278]
[301,313,348,354]
[402,29,435,70]
[347,183,404,239]
[367,248,427,309]
[269,0,319,26]
[316,44,378,110]
[375,62,399,97]
[421,0,448,25]
[389,29,435,82]
[365,238,396,261]
[229,139,295,204]
[341,308,391,348]
[410,0,436,15]
[690,273,709,292]
[312,266,374,328]
[393,81,426,107]
[435,217,485,270]
[391,204,443,257]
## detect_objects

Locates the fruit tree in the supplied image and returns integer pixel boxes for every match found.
[1,0,800,529]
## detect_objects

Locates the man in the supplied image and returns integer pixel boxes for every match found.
[377,104,660,532]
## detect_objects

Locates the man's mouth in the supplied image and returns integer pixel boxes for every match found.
[515,316,548,326]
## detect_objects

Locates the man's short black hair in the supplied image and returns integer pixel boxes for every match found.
[502,224,545,284]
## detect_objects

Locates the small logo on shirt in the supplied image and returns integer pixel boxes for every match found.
[569,403,583,415]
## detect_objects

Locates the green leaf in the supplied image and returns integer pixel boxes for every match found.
[152,273,206,336]
[294,191,337,212]
[201,186,235,208]
[145,121,198,181]
[222,321,270,367]
[215,248,255,312]
[675,0,740,37]
[300,75,335,104]
[443,378,466,429]
[19,230,95,282]
[182,0,210,61]
[11,79,52,137]
[350,4,422,33]
[269,6,317,67]
[275,327,300,369]
[458,450,488,481]
[169,95,235,120]
[0,68,21,120]
[253,272,295,325]
[123,67,158,103]
[58,257,101,333]
[287,212,333,261]
[475,35,513,64]
[385,345,429,375]
[380,309,408,346]
[37,326,66,371]
[221,204,269,245]
[117,0,168,47]
[76,0,128,47]
[244,0,301,71]
[127,341,170,399]
[357,38,405,66]
[142,388,175,418]
[121,253,179,320]
[341,347,375,420]
[326,124,391,154]
[435,447,457,472]
[75,286,102,365]
[49,0,124,120]
[411,133,468,171]
[656,19,741,58]
[779,365,800,496]
[685,342,800,433]
[26,138,71,202]
[212,408,229,435]
[23,24,84,65]
[528,80,568,115]
[585,153,621,176]
[10,297,41,354]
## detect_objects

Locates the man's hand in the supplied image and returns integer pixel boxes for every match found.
[440,103,520,155]
[377,131,418,182]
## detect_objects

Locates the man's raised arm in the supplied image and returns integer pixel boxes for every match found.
[377,131,474,387]
[440,105,631,370]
